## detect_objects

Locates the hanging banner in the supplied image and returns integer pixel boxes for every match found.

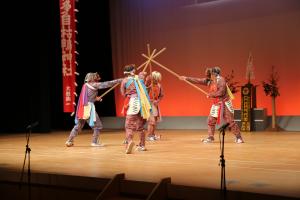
[241,84,252,131]
[60,0,76,113]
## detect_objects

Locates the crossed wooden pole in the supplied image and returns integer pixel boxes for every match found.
[141,45,208,96]
[99,44,207,99]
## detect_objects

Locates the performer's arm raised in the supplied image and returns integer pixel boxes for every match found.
[185,77,210,86]
[94,78,123,89]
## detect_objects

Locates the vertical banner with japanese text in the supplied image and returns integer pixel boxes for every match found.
[241,84,252,131]
[60,0,76,113]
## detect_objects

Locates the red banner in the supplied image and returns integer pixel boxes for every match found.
[60,0,76,113]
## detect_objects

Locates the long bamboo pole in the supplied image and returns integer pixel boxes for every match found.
[142,49,156,72]
[137,47,165,70]
[99,47,166,99]
[98,61,148,99]
[142,54,208,95]
[147,44,155,100]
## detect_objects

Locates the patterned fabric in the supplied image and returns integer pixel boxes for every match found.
[125,114,145,131]
[149,85,160,100]
[186,75,241,138]
[125,114,146,146]
[209,104,220,118]
[225,100,234,113]
[68,112,103,143]
[68,79,122,144]
[88,79,122,102]
[145,78,164,125]
[121,75,151,119]
[207,105,240,137]
[151,102,159,116]
[121,73,150,148]
[208,76,229,100]
[127,96,140,115]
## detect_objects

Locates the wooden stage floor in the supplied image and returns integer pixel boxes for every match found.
[0,130,299,198]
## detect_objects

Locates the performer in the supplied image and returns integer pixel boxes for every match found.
[145,71,164,141]
[65,72,123,147]
[120,64,152,154]
[180,67,244,143]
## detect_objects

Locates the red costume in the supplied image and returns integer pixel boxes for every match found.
[120,66,151,153]
[145,74,164,140]
[185,68,244,143]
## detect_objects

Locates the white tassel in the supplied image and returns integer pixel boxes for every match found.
[70,112,75,116]
[75,72,79,75]
[75,51,79,55]
[73,102,76,106]
[74,82,78,87]
[75,41,79,45]
[73,92,77,97]
[74,9,79,12]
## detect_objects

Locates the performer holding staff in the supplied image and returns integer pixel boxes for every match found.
[120,64,152,154]
[65,72,122,147]
[180,67,244,144]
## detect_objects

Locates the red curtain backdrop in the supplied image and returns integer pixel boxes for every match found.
[60,0,76,113]
[109,0,300,116]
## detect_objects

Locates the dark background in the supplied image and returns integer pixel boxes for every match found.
[1,0,115,133]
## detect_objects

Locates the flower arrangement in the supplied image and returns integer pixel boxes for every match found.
[225,70,239,94]
[262,66,280,97]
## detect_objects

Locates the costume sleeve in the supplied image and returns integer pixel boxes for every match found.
[208,77,226,98]
[157,84,164,102]
[94,78,123,89]
[120,78,127,96]
[186,77,209,86]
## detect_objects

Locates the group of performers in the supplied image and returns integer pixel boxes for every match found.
[65,64,244,154]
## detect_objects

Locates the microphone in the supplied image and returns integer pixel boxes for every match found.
[26,121,39,130]
[218,122,230,132]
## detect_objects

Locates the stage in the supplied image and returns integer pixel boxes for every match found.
[0,130,299,199]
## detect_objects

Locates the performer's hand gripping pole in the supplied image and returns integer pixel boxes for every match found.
[142,53,208,96]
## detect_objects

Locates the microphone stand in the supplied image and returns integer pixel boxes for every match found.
[219,123,228,199]
[19,123,35,200]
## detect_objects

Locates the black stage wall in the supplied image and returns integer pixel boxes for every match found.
[0,0,115,133]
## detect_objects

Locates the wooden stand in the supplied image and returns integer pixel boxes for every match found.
[241,83,257,131]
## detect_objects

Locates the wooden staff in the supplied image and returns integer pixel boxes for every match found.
[98,83,119,99]
[137,59,151,71]
[138,47,166,70]
[142,54,208,95]
[99,47,167,99]
[137,47,165,70]
[142,49,156,72]
[147,44,155,100]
